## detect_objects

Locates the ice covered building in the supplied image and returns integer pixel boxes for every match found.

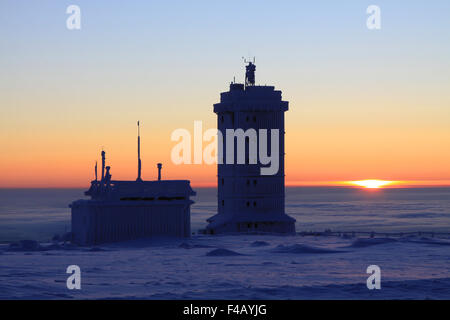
[205,62,296,234]
[70,123,196,245]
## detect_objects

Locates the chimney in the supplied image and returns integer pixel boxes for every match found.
[157,163,162,181]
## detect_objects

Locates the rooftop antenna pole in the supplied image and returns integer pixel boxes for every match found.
[95,161,98,181]
[137,121,142,181]
[244,56,256,88]
[101,148,105,182]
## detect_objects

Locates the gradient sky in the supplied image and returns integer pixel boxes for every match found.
[1,0,449,187]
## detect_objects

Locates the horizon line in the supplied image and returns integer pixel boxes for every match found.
[1,180,450,189]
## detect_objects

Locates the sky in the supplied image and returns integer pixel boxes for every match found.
[0,0,449,188]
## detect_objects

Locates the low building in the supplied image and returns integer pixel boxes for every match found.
[70,123,195,245]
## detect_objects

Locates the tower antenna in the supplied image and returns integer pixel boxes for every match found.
[244,57,256,88]
[137,121,142,181]
[101,148,106,182]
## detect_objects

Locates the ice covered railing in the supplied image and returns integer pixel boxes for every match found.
[297,230,450,239]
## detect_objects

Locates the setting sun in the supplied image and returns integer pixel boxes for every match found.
[349,180,395,189]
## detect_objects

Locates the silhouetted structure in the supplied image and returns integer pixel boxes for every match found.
[245,61,256,87]
[70,123,196,245]
[205,62,296,234]
[137,121,142,181]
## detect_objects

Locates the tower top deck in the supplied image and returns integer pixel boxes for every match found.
[214,84,288,113]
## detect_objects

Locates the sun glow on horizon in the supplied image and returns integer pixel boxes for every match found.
[349,180,395,189]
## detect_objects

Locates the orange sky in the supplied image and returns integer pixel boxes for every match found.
[1,112,449,188]
[1,80,450,188]
[1,82,449,188]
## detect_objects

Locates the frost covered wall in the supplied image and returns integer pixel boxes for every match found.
[71,200,191,245]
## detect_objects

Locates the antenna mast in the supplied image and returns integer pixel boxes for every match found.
[243,56,256,88]
[101,149,105,181]
[137,121,142,181]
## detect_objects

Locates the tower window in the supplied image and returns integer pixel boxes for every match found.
[222,178,224,185]
[253,180,257,186]
[222,200,225,206]
[246,180,250,186]
[253,201,257,207]
[253,115,256,122]
[220,115,224,123]
[246,116,249,122]
[246,201,250,207]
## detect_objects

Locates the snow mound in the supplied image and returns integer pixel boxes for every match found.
[7,240,79,252]
[43,244,63,250]
[179,242,213,249]
[250,241,270,247]
[8,240,42,252]
[272,244,343,254]
[349,238,397,248]
[206,248,244,256]
[88,247,108,252]
[401,237,450,246]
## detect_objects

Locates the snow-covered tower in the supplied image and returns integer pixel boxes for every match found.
[205,62,296,234]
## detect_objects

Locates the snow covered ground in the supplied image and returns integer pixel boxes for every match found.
[1,187,449,299]
[1,234,449,299]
